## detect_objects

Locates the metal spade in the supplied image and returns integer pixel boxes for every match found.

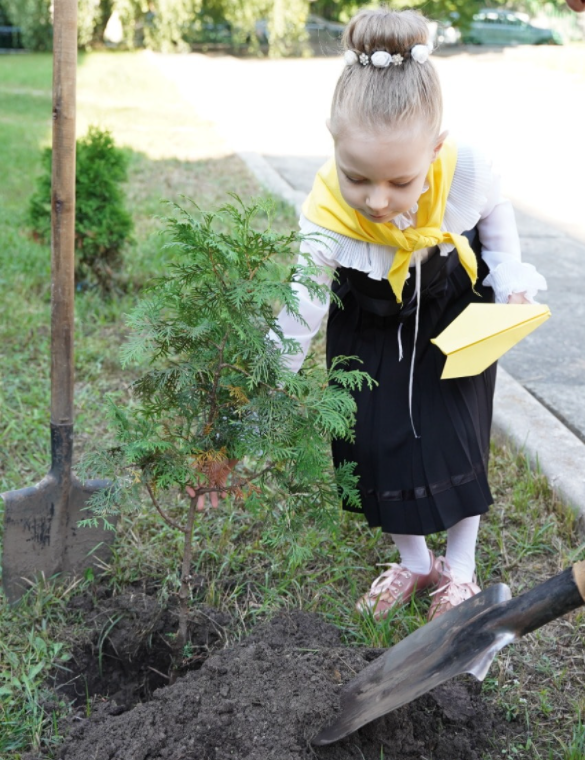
[1,0,113,602]
[312,560,585,745]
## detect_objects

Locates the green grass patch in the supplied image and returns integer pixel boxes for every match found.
[0,50,583,760]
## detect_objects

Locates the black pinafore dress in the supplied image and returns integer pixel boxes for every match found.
[326,229,496,536]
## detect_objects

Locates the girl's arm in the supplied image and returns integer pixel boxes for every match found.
[477,173,547,304]
[269,238,335,373]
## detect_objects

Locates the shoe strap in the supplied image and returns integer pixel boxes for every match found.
[369,563,413,594]
[430,580,477,605]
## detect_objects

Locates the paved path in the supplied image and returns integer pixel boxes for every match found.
[152,47,585,447]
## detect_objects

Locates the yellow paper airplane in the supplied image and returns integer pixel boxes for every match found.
[431,303,551,379]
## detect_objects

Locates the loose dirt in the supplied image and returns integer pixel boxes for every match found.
[37,592,516,760]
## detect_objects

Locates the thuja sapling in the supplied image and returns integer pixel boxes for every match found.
[81,197,374,676]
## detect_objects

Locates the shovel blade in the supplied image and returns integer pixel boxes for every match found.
[2,474,114,602]
[313,583,512,746]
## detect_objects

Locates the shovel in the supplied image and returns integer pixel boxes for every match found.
[1,0,113,602]
[312,560,585,745]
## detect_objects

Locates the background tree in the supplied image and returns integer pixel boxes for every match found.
[77,0,105,49]
[0,1,9,24]
[267,0,309,57]
[0,0,112,50]
[111,0,310,54]
[143,0,203,51]
[2,0,53,51]
[310,0,575,28]
[219,0,269,50]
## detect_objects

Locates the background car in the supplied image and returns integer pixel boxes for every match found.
[462,9,562,45]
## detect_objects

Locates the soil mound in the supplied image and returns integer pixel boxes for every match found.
[52,610,510,759]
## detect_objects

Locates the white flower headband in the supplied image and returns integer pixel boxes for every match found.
[344,44,432,68]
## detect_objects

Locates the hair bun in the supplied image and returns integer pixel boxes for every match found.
[331,8,442,139]
[344,8,429,55]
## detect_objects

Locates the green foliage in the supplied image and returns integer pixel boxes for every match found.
[113,0,203,50]
[0,578,77,756]
[78,0,105,50]
[111,0,311,55]
[0,1,10,25]
[2,0,52,51]
[220,0,269,49]
[267,0,309,57]
[214,0,310,55]
[309,0,364,24]
[84,196,373,553]
[143,0,203,51]
[311,0,575,31]
[309,0,483,29]
[28,126,133,293]
[0,0,110,49]
[112,0,144,47]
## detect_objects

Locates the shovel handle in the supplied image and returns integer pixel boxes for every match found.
[481,559,585,641]
[51,0,77,430]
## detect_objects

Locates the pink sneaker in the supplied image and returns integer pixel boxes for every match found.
[356,550,441,620]
[427,557,481,621]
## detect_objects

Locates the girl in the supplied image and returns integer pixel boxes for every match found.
[273,8,546,620]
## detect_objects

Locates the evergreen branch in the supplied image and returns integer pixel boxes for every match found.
[219,362,298,402]
[228,464,274,490]
[187,464,274,498]
[206,333,229,428]
[145,481,185,533]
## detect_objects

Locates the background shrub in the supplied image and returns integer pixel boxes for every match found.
[0,0,111,50]
[28,126,134,294]
[2,0,53,51]
[78,0,105,49]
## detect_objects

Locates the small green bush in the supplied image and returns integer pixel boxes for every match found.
[28,126,133,293]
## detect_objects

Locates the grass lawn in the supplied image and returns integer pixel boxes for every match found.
[1,50,584,760]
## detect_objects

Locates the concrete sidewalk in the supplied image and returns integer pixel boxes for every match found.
[152,50,585,531]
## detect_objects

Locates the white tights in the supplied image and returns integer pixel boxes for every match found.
[391,515,480,583]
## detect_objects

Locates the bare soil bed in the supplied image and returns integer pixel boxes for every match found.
[28,587,518,760]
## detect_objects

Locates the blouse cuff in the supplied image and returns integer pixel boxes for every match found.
[482,259,547,304]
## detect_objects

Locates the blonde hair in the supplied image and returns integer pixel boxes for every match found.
[330,8,442,138]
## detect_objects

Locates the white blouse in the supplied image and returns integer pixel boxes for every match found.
[272,144,547,372]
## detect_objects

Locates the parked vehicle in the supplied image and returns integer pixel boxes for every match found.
[462,9,562,45]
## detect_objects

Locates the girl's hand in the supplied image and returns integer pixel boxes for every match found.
[186,458,238,512]
[507,292,531,304]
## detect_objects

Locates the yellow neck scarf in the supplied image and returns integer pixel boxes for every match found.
[302,140,477,304]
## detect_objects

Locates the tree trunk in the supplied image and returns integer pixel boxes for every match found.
[170,496,198,684]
